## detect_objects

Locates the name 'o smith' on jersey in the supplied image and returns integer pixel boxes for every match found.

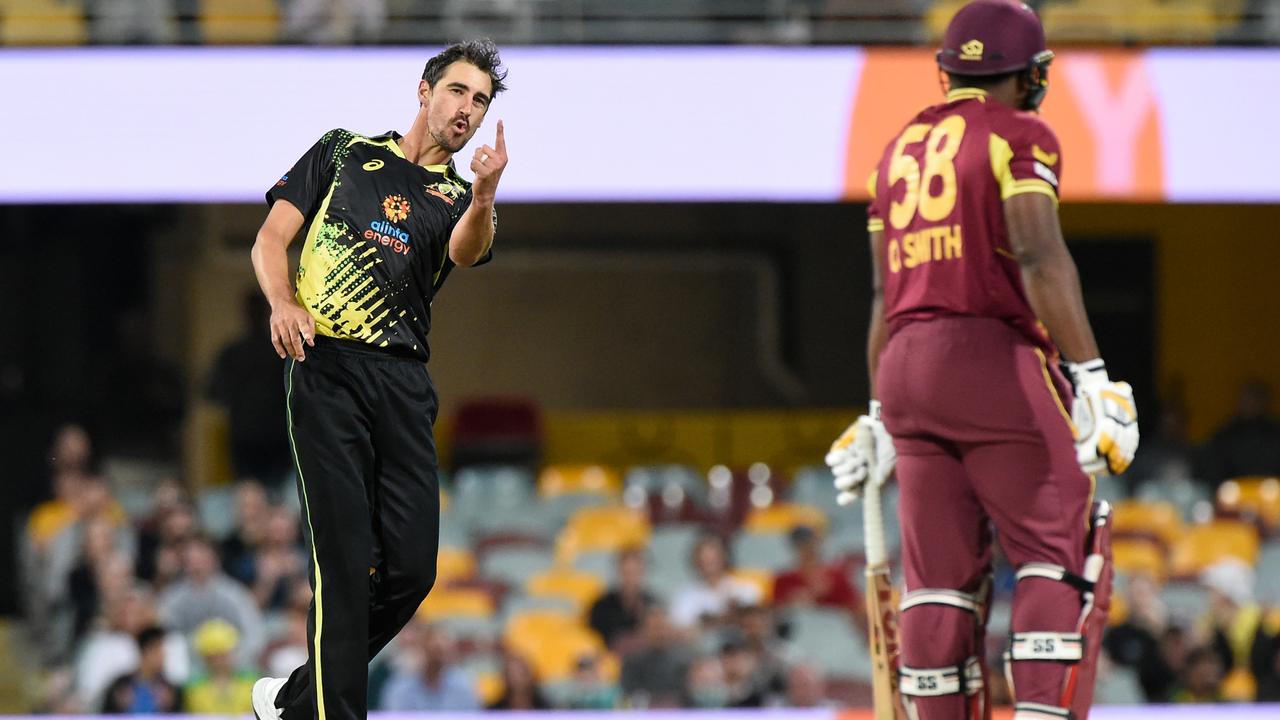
[867,87,1063,355]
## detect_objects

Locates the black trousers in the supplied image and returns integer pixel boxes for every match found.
[277,338,440,720]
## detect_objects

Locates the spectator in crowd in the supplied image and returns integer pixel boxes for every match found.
[772,525,861,614]
[134,480,188,581]
[785,663,829,708]
[487,652,550,710]
[719,635,766,707]
[136,502,197,588]
[260,581,311,679]
[248,507,306,610]
[101,626,184,713]
[588,546,657,651]
[76,585,190,710]
[28,473,134,665]
[560,653,619,710]
[670,533,760,629]
[183,619,256,714]
[683,654,728,708]
[156,535,264,667]
[1200,558,1278,697]
[1104,574,1178,701]
[206,294,292,489]
[1173,646,1225,703]
[67,515,136,644]
[220,480,272,584]
[1199,380,1280,484]
[620,604,694,708]
[379,620,479,711]
[735,604,789,701]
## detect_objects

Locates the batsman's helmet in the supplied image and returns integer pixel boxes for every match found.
[937,0,1054,111]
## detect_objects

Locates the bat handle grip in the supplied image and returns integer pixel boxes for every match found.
[863,474,887,566]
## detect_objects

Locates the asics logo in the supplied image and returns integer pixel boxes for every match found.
[363,159,385,171]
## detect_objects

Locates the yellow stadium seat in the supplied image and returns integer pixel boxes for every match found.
[1108,590,1129,626]
[474,671,503,706]
[2,0,87,44]
[1219,477,1280,529]
[435,546,476,587]
[555,506,650,563]
[1110,500,1183,548]
[417,588,494,621]
[1111,538,1167,582]
[526,569,607,612]
[538,464,622,498]
[1221,667,1257,702]
[730,568,774,604]
[200,0,277,44]
[743,502,829,534]
[504,609,606,681]
[924,0,967,40]
[1169,520,1259,577]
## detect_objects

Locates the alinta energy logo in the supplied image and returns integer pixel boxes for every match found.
[366,194,413,255]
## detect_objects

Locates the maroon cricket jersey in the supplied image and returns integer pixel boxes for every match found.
[867,87,1064,357]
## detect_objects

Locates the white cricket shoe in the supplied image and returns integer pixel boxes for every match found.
[252,677,287,720]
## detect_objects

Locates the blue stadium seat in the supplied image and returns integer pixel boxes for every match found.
[1160,581,1211,625]
[196,486,236,540]
[572,550,619,585]
[1256,540,1280,605]
[500,593,577,622]
[479,546,554,588]
[647,523,702,599]
[1094,663,1145,704]
[785,606,873,681]
[1136,476,1211,521]
[732,531,794,573]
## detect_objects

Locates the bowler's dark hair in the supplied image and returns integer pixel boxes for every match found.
[423,38,508,99]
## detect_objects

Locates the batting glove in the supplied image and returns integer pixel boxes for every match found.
[825,400,896,506]
[1066,359,1139,476]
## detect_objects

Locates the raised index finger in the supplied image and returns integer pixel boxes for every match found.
[494,120,506,153]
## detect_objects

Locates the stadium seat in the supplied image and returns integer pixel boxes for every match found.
[647,523,702,598]
[436,546,477,587]
[417,587,494,621]
[785,606,872,680]
[434,615,502,646]
[1092,473,1128,505]
[555,506,650,563]
[571,550,619,585]
[451,397,542,469]
[1136,476,1212,521]
[1218,476,1280,529]
[501,594,578,620]
[526,569,607,612]
[1160,581,1211,624]
[1110,499,1184,548]
[1111,537,1167,581]
[729,568,774,603]
[1256,540,1280,605]
[196,486,236,540]
[743,502,829,534]
[1093,663,1145,704]
[503,609,606,681]
[480,545,555,588]
[539,464,622,498]
[788,465,844,518]
[623,464,708,523]
[2,0,88,44]
[200,0,278,44]
[452,464,535,519]
[1169,519,1259,577]
[731,531,794,573]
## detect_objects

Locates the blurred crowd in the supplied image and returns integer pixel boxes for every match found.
[14,293,1280,714]
[19,424,867,713]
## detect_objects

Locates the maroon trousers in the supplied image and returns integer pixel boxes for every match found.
[878,317,1094,717]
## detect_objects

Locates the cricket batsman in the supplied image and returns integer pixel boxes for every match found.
[825,2,1139,718]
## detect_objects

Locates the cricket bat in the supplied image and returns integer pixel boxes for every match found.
[862,465,904,719]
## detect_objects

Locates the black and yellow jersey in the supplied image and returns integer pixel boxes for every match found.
[267,128,492,361]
